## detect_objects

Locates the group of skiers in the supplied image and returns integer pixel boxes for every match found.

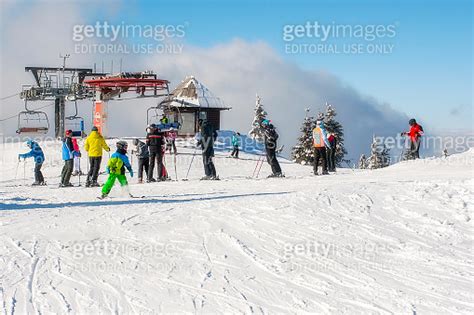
[17,117,424,195]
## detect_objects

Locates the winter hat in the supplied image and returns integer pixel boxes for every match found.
[409,118,416,126]
[91,126,99,132]
[116,140,128,150]
[26,139,34,148]
[316,120,323,126]
[65,129,73,136]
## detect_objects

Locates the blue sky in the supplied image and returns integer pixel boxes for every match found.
[83,0,472,130]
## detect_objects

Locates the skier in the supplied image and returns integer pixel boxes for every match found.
[160,114,169,124]
[312,120,330,175]
[263,124,283,177]
[166,128,178,155]
[60,130,76,187]
[132,138,149,184]
[18,139,45,185]
[401,118,424,159]
[327,132,337,172]
[146,124,166,182]
[72,137,82,176]
[84,126,110,187]
[99,141,133,199]
[230,132,241,158]
[197,119,218,180]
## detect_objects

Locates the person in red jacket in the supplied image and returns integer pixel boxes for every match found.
[402,118,424,159]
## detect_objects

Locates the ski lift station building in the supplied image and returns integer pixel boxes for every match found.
[158,76,231,135]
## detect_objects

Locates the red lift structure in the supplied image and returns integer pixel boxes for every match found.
[83,72,170,137]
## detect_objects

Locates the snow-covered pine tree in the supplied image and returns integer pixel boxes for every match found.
[291,109,315,164]
[367,136,391,169]
[249,94,268,142]
[359,154,367,169]
[323,103,347,166]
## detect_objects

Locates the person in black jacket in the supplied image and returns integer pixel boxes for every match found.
[132,138,149,183]
[197,119,218,180]
[146,124,165,182]
[264,124,283,177]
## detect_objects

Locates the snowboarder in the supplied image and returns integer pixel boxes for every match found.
[166,128,178,155]
[99,141,133,199]
[230,132,241,158]
[312,120,330,175]
[60,130,76,187]
[146,124,166,182]
[263,124,283,177]
[401,118,424,159]
[327,133,337,172]
[18,140,45,185]
[72,137,82,176]
[197,119,218,180]
[84,126,110,187]
[132,138,149,184]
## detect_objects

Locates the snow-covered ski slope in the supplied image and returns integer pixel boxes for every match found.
[1,140,473,314]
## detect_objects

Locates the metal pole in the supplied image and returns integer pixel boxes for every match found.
[184,148,197,181]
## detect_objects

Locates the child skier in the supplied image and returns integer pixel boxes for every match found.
[166,128,178,155]
[18,140,46,185]
[230,132,241,158]
[99,141,134,198]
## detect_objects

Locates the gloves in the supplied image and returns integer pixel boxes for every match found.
[18,154,22,161]
[129,169,134,177]
[400,132,406,136]
[106,167,110,174]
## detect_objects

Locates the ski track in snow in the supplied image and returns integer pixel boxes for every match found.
[1,140,473,314]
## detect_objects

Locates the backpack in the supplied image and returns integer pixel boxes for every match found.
[108,156,124,175]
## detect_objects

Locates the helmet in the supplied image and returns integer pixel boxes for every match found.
[91,126,99,132]
[116,140,128,150]
[409,118,416,126]
[26,139,34,148]
[65,129,73,136]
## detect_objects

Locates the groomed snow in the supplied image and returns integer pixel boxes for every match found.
[1,140,473,314]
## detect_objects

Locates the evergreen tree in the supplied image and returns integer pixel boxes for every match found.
[367,135,391,169]
[291,109,315,164]
[359,154,367,169]
[323,103,347,166]
[249,94,268,142]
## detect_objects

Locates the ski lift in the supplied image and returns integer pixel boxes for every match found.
[65,99,85,137]
[16,100,50,134]
[146,103,182,131]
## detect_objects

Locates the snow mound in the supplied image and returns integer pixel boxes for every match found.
[0,140,473,313]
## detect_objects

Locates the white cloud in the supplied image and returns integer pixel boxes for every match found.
[0,2,409,162]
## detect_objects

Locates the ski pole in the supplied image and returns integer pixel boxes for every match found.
[255,156,264,178]
[184,148,197,181]
[173,153,178,181]
[23,159,26,185]
[14,158,20,181]
[252,155,264,178]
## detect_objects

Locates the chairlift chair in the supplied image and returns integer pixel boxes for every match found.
[65,99,85,137]
[16,100,50,134]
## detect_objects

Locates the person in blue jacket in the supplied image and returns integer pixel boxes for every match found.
[60,130,76,187]
[18,140,46,185]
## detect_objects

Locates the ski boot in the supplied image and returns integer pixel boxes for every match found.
[97,193,108,200]
[91,181,101,187]
[147,178,156,183]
